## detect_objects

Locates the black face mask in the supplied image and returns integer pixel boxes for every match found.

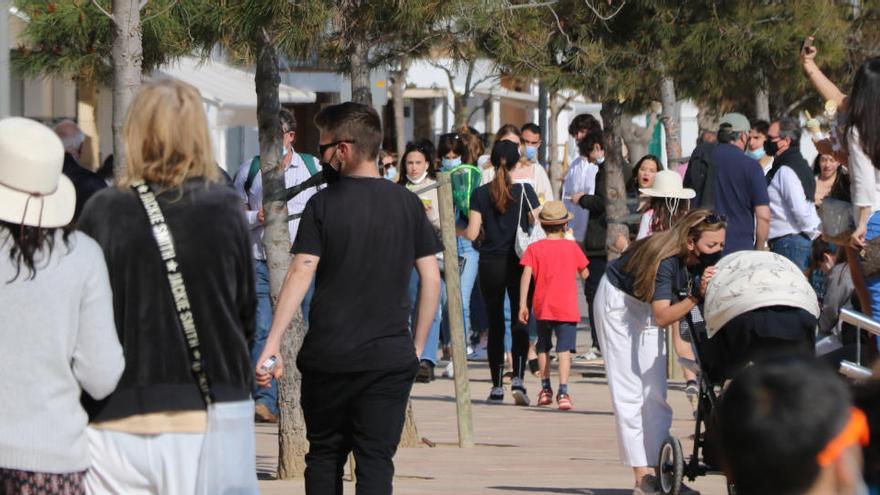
[696,250,723,272]
[763,139,779,157]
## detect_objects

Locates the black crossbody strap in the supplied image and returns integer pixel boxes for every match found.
[131,181,214,406]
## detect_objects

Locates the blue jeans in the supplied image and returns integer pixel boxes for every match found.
[769,233,812,271]
[251,260,278,415]
[409,268,444,364]
[441,237,480,346]
[866,212,880,330]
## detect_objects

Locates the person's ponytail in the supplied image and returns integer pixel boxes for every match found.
[490,160,513,213]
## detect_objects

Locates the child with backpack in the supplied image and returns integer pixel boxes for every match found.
[518,201,589,410]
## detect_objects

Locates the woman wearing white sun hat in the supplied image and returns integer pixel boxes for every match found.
[636,169,696,240]
[0,117,124,494]
[635,169,701,407]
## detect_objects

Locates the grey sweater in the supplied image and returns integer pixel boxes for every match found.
[0,230,124,473]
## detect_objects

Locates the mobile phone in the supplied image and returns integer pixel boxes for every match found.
[260,356,278,373]
[803,36,813,51]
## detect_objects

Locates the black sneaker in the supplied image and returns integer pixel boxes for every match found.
[487,386,504,403]
[416,360,435,383]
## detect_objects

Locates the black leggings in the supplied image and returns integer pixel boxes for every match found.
[479,252,530,388]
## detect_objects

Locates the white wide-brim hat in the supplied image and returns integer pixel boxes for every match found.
[0,117,74,228]
[639,169,696,200]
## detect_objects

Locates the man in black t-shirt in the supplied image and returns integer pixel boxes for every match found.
[255,102,442,494]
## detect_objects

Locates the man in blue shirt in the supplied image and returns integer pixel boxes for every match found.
[711,113,771,254]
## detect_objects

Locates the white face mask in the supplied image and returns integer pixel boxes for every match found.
[408,171,428,185]
[595,156,605,165]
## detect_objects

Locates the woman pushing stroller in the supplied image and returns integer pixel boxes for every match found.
[594,208,725,495]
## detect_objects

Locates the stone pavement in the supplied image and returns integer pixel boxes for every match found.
[256,356,729,494]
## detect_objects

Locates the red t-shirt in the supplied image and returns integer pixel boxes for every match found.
[520,238,589,323]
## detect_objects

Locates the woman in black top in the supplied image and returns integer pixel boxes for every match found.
[78,80,256,493]
[594,209,725,493]
[465,140,539,404]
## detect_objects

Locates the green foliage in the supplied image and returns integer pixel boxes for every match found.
[12,0,206,84]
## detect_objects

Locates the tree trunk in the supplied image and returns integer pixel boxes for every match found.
[391,56,410,159]
[255,32,308,479]
[618,114,656,173]
[755,80,770,122]
[453,93,468,129]
[538,81,548,165]
[398,400,420,448]
[600,100,629,262]
[110,0,144,181]
[350,43,371,106]
[660,77,681,169]
[548,90,564,198]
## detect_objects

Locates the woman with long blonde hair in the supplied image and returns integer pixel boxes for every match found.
[594,209,725,495]
[77,79,257,493]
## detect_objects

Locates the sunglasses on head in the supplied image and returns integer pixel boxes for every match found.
[704,212,726,224]
[440,132,460,141]
[319,139,356,157]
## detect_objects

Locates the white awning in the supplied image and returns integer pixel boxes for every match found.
[154,57,316,127]
[403,87,447,99]
[474,87,539,104]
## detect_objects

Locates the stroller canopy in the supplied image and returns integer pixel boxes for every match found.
[703,251,820,338]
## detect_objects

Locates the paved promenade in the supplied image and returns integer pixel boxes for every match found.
[257,356,729,494]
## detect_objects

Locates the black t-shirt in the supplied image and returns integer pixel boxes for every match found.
[605,252,690,302]
[470,183,539,256]
[292,177,442,373]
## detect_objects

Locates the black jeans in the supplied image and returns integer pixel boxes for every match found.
[583,255,608,351]
[301,360,419,495]
[479,252,530,388]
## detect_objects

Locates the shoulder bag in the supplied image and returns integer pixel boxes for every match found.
[515,186,545,258]
[131,181,258,495]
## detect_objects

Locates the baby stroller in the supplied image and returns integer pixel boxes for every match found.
[656,251,820,495]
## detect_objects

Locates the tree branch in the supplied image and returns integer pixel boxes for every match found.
[143,0,177,23]
[583,0,626,22]
[91,0,115,22]
[784,94,813,116]
[503,0,559,9]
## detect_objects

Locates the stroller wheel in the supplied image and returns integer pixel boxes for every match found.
[656,436,684,495]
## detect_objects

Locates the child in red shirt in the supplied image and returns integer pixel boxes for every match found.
[519,201,589,410]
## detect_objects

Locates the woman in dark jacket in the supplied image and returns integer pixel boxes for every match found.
[78,80,256,493]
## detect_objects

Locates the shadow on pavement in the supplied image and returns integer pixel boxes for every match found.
[488,487,630,494]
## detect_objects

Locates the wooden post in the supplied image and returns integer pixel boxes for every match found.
[436,172,475,448]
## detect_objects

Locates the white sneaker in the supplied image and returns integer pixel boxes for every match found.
[442,361,454,378]
[467,347,487,361]
[576,348,602,362]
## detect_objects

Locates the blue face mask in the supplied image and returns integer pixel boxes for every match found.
[525,145,538,162]
[384,167,398,181]
[441,157,462,170]
[746,148,766,160]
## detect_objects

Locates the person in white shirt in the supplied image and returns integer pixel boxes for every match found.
[232,109,322,423]
[765,118,821,271]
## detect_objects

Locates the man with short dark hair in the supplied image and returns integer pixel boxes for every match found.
[709,113,771,254]
[765,117,821,270]
[256,102,442,494]
[747,119,774,174]
[521,122,543,165]
[233,108,322,423]
[54,119,106,221]
[719,357,868,495]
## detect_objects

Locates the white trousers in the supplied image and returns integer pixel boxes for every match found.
[85,427,204,495]
[594,276,673,467]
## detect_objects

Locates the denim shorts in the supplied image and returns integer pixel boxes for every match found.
[536,321,578,353]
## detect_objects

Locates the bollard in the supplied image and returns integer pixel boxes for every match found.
[436,172,475,448]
